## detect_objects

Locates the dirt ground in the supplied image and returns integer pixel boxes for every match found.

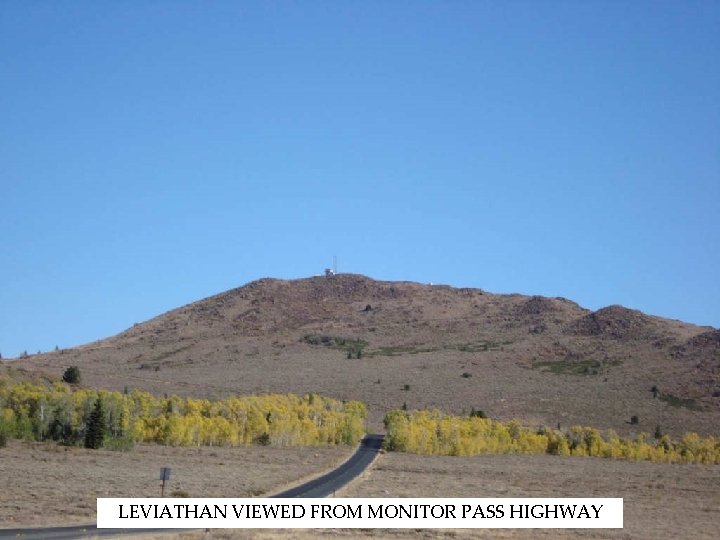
[0,440,353,527]
[146,452,720,540]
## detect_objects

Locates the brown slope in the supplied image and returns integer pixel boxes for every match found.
[11,274,719,437]
[566,305,661,340]
[670,329,720,398]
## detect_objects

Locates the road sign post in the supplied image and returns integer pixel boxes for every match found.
[160,467,172,497]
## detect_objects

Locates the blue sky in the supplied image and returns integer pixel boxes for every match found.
[1,1,718,357]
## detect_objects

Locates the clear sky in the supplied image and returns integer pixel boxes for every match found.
[1,1,719,358]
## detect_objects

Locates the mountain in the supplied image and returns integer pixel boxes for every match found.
[12,274,719,436]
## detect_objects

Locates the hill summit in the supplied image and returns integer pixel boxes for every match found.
[13,274,720,435]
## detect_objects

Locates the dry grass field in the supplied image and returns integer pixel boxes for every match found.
[144,452,720,540]
[0,440,353,527]
[341,452,720,539]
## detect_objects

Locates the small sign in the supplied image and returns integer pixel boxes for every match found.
[160,467,172,481]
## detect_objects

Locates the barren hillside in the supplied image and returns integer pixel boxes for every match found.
[10,274,719,435]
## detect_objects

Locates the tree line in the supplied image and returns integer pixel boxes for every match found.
[0,377,367,449]
[383,409,720,464]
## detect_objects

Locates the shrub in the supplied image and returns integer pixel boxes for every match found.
[254,432,271,446]
[462,372,472,378]
[49,414,78,446]
[0,408,10,443]
[658,393,702,411]
[103,435,134,451]
[62,366,81,384]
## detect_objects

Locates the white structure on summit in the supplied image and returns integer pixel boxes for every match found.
[324,256,338,276]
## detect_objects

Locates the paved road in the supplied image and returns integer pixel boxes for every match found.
[0,434,384,539]
[0,525,165,539]
[273,433,384,498]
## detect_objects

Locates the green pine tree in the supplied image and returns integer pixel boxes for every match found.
[84,398,107,449]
